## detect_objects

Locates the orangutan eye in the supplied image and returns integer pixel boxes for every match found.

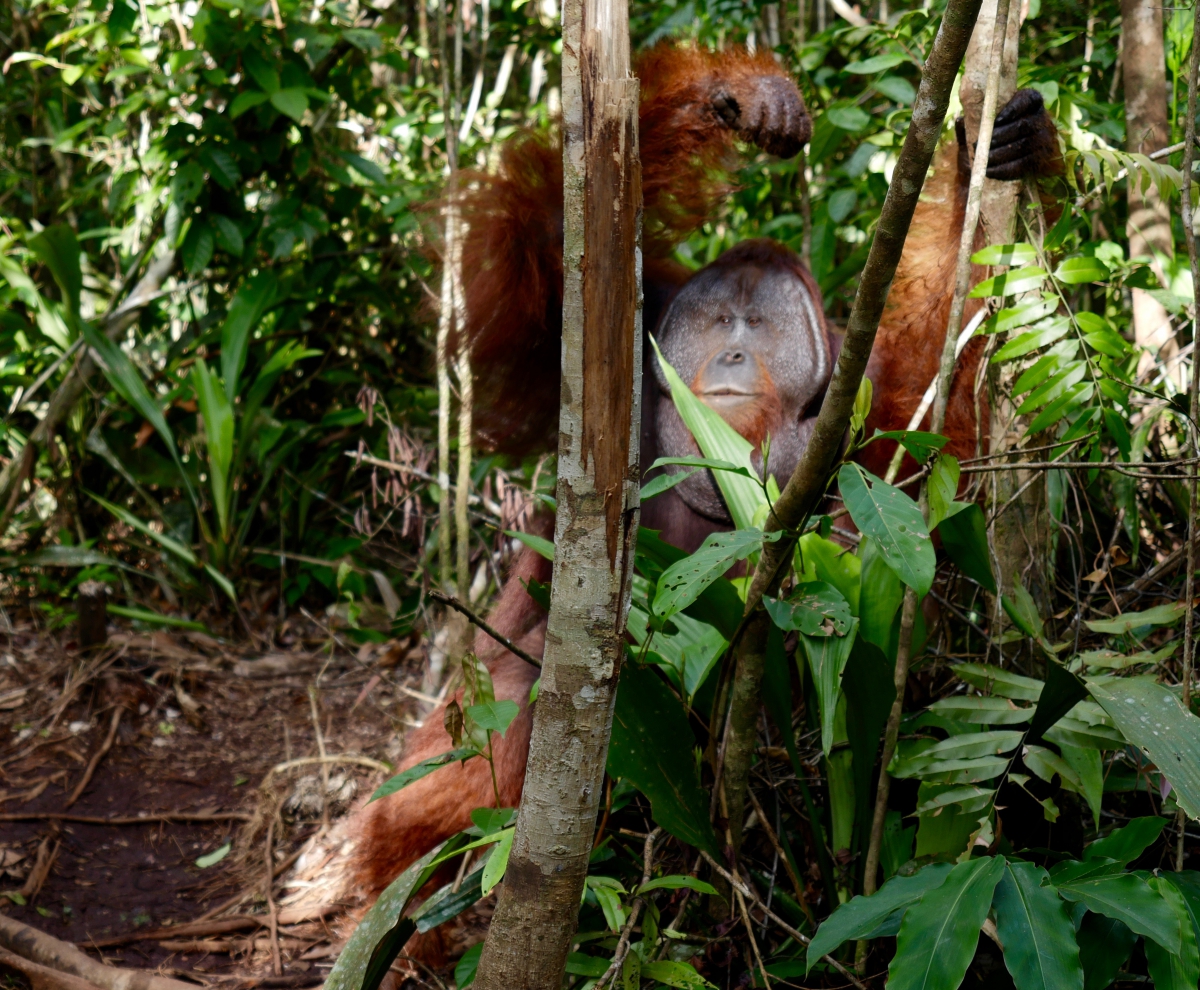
[748,317,762,327]
[719,315,731,325]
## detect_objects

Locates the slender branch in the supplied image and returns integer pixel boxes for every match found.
[596,828,660,990]
[427,589,542,668]
[1177,0,1200,873]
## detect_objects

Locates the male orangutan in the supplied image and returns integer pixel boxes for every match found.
[286,46,1061,954]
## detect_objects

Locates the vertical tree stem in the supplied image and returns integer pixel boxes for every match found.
[1176,0,1200,873]
[715,0,984,871]
[471,0,642,983]
[862,0,1010,908]
[435,0,457,595]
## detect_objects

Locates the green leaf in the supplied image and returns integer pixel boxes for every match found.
[505,529,554,561]
[593,883,625,931]
[874,75,916,103]
[1084,602,1187,634]
[982,295,1059,334]
[925,695,1032,724]
[1027,661,1089,742]
[1084,329,1131,358]
[637,528,742,640]
[927,455,959,532]
[22,545,135,572]
[211,215,244,256]
[651,340,764,529]
[807,863,955,970]
[1087,676,1200,819]
[230,90,270,118]
[1017,364,1088,416]
[342,27,383,51]
[28,224,82,319]
[1001,581,1048,645]
[764,581,853,637]
[1145,876,1200,990]
[1076,913,1136,990]
[1056,873,1181,954]
[913,783,995,815]
[325,842,454,990]
[1088,800,1168,858]
[969,267,1049,298]
[242,48,279,93]
[192,360,234,539]
[993,860,1084,990]
[181,221,214,275]
[653,528,774,621]
[637,876,719,895]
[105,605,208,632]
[341,151,387,185]
[937,503,996,593]
[1027,381,1092,434]
[369,748,477,802]
[480,827,514,896]
[1023,744,1082,789]
[87,491,196,566]
[858,535,904,655]
[888,856,1006,990]
[955,662,1042,701]
[1054,257,1110,284]
[455,943,483,988]
[565,954,610,977]
[838,464,934,597]
[465,699,520,736]
[992,319,1072,362]
[828,104,871,130]
[971,243,1039,266]
[844,52,909,73]
[607,661,719,856]
[800,617,859,755]
[639,961,715,988]
[1060,744,1103,826]
[868,430,949,464]
[195,842,231,868]
[221,271,275,401]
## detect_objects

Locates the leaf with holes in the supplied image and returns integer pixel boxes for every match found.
[764,581,853,637]
[800,617,860,755]
[653,528,776,621]
[838,464,934,597]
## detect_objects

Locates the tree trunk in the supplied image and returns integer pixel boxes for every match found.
[1122,0,1178,380]
[470,0,642,985]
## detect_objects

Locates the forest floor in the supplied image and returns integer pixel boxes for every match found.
[0,613,432,989]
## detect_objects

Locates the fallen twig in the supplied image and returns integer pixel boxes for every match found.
[264,817,282,976]
[699,850,866,990]
[0,811,251,825]
[19,836,60,901]
[65,708,122,809]
[427,589,542,668]
[81,917,262,950]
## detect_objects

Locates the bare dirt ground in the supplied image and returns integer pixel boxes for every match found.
[0,616,432,989]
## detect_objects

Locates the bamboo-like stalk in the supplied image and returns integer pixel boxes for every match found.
[1176,0,1200,873]
[862,0,1011,903]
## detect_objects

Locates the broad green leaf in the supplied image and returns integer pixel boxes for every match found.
[640,961,715,988]
[230,90,270,118]
[221,271,275,400]
[1054,257,1110,284]
[192,360,234,539]
[954,663,1043,701]
[828,104,871,130]
[640,468,700,502]
[858,535,904,655]
[969,266,1048,298]
[926,695,1032,724]
[972,243,1038,266]
[764,581,853,637]
[28,224,82,319]
[1027,381,1093,435]
[636,528,742,640]
[1084,816,1167,865]
[914,783,995,815]
[888,856,1006,990]
[652,340,763,530]
[370,747,477,802]
[181,221,214,275]
[844,52,909,73]
[593,883,625,931]
[1001,582,1050,647]
[1146,876,1200,990]
[800,617,860,755]
[1056,873,1181,954]
[270,87,308,122]
[806,863,955,970]
[993,860,1084,990]
[982,294,1059,334]
[505,529,554,561]
[653,528,774,620]
[1017,363,1088,415]
[838,464,934,596]
[1077,643,1178,670]
[1084,602,1186,634]
[937,502,996,593]
[565,954,610,977]
[325,841,457,990]
[1084,329,1131,358]
[927,454,959,532]
[465,699,520,736]
[454,943,483,988]
[1043,717,1125,750]
[481,827,514,895]
[1076,913,1136,990]
[1027,661,1089,742]
[1023,744,1082,789]
[211,214,244,255]
[795,532,862,614]
[1088,676,1200,819]
[607,661,719,856]
[637,876,719,895]
[1060,744,1103,826]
